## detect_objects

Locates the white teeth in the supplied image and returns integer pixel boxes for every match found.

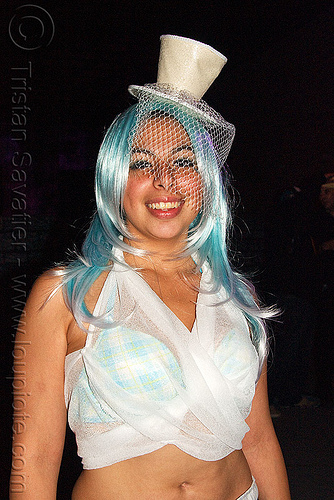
[147,201,181,210]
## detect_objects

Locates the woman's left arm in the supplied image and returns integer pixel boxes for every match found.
[242,362,291,500]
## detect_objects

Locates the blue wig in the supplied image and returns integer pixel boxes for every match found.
[58,99,272,369]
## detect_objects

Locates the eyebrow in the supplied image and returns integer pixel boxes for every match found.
[131,147,155,156]
[171,145,194,155]
[131,144,194,156]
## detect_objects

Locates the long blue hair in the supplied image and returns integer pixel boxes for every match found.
[58,99,272,370]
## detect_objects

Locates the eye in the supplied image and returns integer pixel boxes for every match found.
[173,158,198,172]
[129,160,153,171]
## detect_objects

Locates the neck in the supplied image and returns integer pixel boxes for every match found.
[123,236,195,275]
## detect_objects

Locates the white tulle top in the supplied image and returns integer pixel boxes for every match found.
[64,255,259,470]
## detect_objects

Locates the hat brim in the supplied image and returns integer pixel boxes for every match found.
[128,84,228,127]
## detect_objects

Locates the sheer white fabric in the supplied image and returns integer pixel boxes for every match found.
[65,256,259,469]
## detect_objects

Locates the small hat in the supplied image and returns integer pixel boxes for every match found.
[128,35,229,124]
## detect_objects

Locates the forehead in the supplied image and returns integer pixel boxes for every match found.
[133,115,192,150]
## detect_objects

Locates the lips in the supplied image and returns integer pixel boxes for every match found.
[145,198,184,219]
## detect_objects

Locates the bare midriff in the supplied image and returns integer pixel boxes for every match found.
[71,445,252,500]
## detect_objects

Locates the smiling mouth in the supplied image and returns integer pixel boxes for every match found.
[147,201,182,210]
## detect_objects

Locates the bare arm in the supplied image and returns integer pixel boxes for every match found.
[9,273,70,499]
[242,362,291,500]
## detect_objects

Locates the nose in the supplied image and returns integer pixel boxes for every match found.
[152,163,175,191]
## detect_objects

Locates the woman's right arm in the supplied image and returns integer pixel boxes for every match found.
[9,272,71,499]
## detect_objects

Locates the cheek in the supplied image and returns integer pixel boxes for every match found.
[123,175,150,211]
[124,175,141,199]
[123,177,137,214]
[177,172,203,210]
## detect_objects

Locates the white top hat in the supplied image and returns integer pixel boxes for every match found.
[128,35,230,124]
[157,35,227,99]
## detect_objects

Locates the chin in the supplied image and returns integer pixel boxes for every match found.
[149,228,188,242]
[138,223,189,245]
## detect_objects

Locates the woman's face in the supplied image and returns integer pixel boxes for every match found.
[123,115,202,246]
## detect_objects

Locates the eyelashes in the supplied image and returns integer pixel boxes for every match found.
[129,157,198,173]
[173,158,198,172]
[129,160,153,171]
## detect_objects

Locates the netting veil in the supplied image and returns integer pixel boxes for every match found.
[128,83,235,217]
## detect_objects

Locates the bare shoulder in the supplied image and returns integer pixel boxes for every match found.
[22,267,110,355]
[20,268,72,349]
[28,266,110,312]
[27,268,67,308]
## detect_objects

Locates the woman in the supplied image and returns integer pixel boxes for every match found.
[10,36,290,499]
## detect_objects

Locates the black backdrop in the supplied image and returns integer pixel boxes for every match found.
[1,0,333,219]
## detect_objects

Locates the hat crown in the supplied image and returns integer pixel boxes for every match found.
[157,35,227,100]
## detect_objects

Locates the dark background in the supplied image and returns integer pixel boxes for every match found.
[1,0,333,223]
[1,1,333,497]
